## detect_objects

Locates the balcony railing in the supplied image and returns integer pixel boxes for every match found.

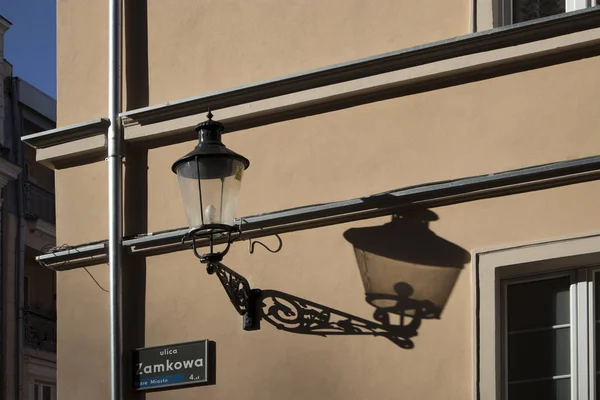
[24,181,55,224]
[24,307,56,352]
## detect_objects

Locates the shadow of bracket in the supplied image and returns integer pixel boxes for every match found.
[258,288,439,349]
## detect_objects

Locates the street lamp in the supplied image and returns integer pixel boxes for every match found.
[172,111,250,263]
[172,111,259,330]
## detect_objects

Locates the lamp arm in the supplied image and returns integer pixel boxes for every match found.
[209,261,251,315]
[208,261,260,331]
[181,226,259,330]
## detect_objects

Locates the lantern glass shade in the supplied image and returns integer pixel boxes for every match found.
[343,212,470,316]
[175,157,245,228]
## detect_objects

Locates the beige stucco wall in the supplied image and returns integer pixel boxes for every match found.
[143,0,469,104]
[57,0,469,124]
[55,1,600,399]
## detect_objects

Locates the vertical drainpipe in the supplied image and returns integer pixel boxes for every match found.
[10,78,25,400]
[108,0,124,399]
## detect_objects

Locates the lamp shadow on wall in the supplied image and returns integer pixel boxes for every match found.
[343,209,470,320]
[251,209,469,349]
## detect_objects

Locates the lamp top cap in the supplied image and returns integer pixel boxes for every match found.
[195,109,224,132]
[171,109,250,173]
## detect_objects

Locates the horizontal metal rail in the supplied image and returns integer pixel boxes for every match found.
[21,7,600,152]
[37,154,600,271]
[22,118,110,149]
[121,6,600,126]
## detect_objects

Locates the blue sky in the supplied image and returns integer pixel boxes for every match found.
[0,0,56,99]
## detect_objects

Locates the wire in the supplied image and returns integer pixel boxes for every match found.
[40,243,109,293]
[39,243,70,270]
[84,267,110,293]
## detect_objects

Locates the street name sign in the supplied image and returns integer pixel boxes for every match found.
[133,340,212,391]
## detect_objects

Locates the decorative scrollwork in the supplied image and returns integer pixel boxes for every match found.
[199,257,438,346]
[210,262,252,316]
[259,289,438,349]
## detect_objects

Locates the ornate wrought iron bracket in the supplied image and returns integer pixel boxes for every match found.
[207,261,260,331]
[182,226,259,330]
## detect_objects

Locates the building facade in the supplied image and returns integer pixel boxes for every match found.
[23,1,600,399]
[1,16,57,400]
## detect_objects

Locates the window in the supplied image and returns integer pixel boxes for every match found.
[502,272,588,399]
[475,0,595,31]
[498,0,590,26]
[32,383,55,400]
[476,234,600,400]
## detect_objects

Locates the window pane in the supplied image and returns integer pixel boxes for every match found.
[507,276,570,331]
[508,378,570,400]
[42,386,51,400]
[513,0,565,23]
[505,276,571,400]
[508,327,570,381]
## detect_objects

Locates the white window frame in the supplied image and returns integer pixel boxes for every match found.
[474,0,596,31]
[474,232,600,400]
[502,270,583,399]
